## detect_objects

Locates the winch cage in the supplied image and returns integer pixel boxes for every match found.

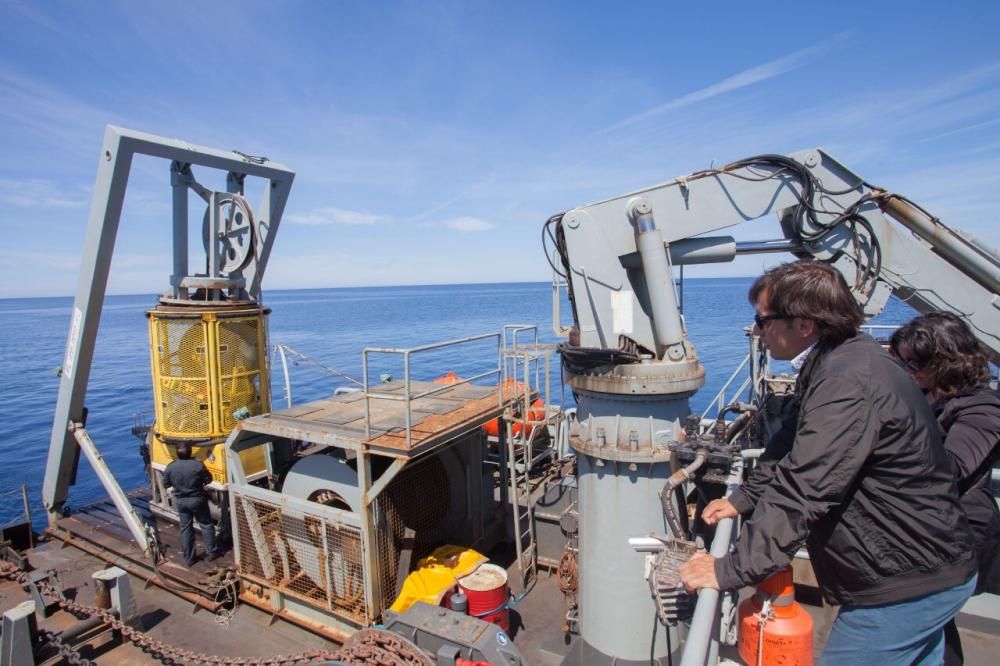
[232,489,372,625]
[230,458,456,627]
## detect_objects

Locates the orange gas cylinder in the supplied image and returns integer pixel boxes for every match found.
[737,567,813,666]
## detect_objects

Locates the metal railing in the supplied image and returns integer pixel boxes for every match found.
[703,351,753,418]
[679,455,744,666]
[704,323,909,420]
[362,333,503,448]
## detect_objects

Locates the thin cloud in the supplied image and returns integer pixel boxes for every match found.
[285,207,386,225]
[599,33,850,135]
[0,178,88,208]
[917,117,1000,143]
[444,216,493,232]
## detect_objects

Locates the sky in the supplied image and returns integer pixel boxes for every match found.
[0,1,998,298]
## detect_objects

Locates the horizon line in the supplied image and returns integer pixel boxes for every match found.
[0,275,762,302]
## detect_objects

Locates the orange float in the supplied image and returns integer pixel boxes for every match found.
[484,378,546,438]
[435,374,546,438]
[738,566,814,666]
[433,371,463,384]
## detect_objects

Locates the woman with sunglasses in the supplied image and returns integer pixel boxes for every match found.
[890,312,1000,665]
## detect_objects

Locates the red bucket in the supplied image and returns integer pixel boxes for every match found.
[458,563,509,633]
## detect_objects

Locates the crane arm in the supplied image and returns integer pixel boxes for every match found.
[548,149,1000,363]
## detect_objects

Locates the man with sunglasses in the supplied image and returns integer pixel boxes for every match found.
[678,260,976,665]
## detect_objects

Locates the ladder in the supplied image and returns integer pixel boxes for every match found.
[506,408,540,589]
[500,327,564,591]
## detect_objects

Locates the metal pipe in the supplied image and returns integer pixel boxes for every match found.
[630,200,685,360]
[680,456,744,666]
[362,349,371,439]
[404,351,411,449]
[170,162,189,299]
[733,239,803,255]
[70,424,152,557]
[276,344,292,408]
[363,331,500,355]
[20,484,33,548]
[880,195,1000,295]
[620,237,799,271]
[52,611,117,645]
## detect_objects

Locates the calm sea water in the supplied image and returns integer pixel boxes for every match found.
[0,279,918,524]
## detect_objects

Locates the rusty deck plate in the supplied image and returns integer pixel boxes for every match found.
[47,489,232,610]
[241,381,530,457]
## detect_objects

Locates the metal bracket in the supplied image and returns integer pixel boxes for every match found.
[1,600,38,666]
[92,567,142,629]
[21,570,61,619]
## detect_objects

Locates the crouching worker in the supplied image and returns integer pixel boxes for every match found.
[163,442,220,566]
[678,261,977,666]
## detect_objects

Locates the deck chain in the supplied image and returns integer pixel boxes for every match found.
[2,560,431,665]
[38,628,97,666]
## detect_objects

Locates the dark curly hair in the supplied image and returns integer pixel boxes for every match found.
[889,312,990,399]
[749,260,864,345]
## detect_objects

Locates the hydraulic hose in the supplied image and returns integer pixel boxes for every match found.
[660,451,707,540]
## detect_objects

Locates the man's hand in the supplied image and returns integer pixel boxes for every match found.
[678,553,720,593]
[701,498,738,525]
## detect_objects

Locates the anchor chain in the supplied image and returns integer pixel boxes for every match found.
[38,628,96,666]
[1,560,431,665]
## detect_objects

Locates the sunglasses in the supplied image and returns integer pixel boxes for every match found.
[896,356,925,374]
[754,313,792,329]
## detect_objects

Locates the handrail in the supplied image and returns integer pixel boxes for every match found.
[704,352,752,418]
[362,332,503,448]
[679,455,744,666]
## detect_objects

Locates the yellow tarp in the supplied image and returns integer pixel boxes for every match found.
[389,545,487,613]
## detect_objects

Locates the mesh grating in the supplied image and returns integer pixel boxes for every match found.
[369,456,454,613]
[233,492,369,624]
[153,318,212,435]
[373,493,403,615]
[385,457,452,560]
[150,310,269,439]
[217,317,266,432]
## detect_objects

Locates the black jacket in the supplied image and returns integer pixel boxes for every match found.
[163,458,213,500]
[936,388,1000,595]
[715,334,976,606]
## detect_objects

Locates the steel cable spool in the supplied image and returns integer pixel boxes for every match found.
[281,454,371,601]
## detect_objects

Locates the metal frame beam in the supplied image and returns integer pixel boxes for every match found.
[43,125,294,521]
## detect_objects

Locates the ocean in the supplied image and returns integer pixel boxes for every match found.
[0,279,919,524]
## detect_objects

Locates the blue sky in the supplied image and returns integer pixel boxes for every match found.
[1,1,998,298]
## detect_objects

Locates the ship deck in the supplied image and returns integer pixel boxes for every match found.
[46,488,235,612]
[5,489,1000,664]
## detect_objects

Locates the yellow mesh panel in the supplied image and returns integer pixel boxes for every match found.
[216,317,266,432]
[149,306,270,483]
[153,318,212,436]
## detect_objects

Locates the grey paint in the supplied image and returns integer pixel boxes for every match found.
[43,125,294,519]
[559,149,1000,360]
